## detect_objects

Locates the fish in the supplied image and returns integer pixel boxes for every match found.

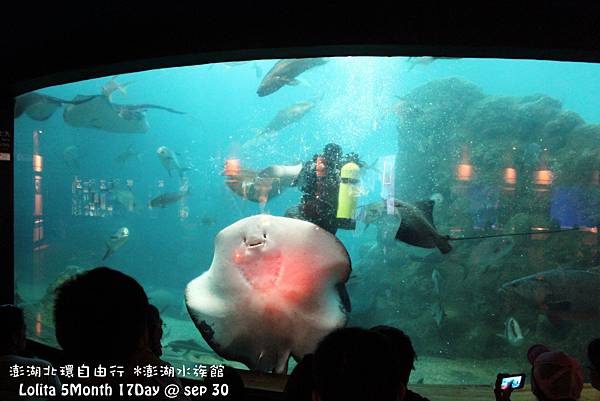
[14,92,95,121]
[393,199,452,254]
[166,339,211,355]
[115,144,142,164]
[432,269,443,296]
[258,101,316,137]
[257,58,328,97]
[432,301,447,327]
[102,227,129,261]
[63,145,80,170]
[358,196,451,253]
[156,146,191,178]
[500,268,600,325]
[496,317,525,346]
[185,214,351,373]
[406,56,462,71]
[149,188,190,208]
[63,94,185,134]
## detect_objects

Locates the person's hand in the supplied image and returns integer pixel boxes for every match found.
[494,386,513,401]
[494,374,514,401]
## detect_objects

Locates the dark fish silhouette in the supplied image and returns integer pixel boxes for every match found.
[406,56,462,71]
[63,95,185,133]
[393,199,452,254]
[257,58,328,96]
[260,100,315,135]
[103,227,129,261]
[358,198,451,253]
[149,188,190,208]
[115,144,141,164]
[14,92,95,121]
[500,268,600,325]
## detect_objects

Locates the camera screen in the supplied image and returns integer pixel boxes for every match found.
[501,375,523,389]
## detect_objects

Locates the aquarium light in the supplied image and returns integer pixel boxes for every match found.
[456,146,473,181]
[534,169,553,186]
[456,163,473,181]
[32,154,43,173]
[504,167,517,185]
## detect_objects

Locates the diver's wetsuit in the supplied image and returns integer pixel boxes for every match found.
[287,144,361,235]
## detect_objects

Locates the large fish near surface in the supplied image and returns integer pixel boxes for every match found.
[405,56,462,71]
[63,95,184,134]
[149,188,190,208]
[257,58,328,97]
[14,92,95,121]
[185,215,351,373]
[257,100,316,137]
[500,268,600,324]
[103,227,129,261]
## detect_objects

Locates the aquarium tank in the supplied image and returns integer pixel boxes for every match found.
[13,56,600,383]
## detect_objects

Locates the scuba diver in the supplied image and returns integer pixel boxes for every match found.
[222,143,364,236]
[286,143,364,235]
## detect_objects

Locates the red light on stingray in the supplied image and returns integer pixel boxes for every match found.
[233,249,243,264]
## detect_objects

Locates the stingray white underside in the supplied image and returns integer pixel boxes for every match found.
[185,215,351,373]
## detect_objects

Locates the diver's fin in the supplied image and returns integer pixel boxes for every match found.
[415,200,435,225]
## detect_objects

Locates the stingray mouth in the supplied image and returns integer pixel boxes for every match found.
[244,233,267,248]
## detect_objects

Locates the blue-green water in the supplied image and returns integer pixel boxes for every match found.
[13,56,600,383]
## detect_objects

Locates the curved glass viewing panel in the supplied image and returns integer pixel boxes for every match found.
[13,56,600,383]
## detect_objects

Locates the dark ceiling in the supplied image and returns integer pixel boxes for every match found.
[3,2,600,94]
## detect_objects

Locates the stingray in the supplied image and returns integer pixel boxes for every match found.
[14,92,96,121]
[185,214,351,373]
[63,94,185,133]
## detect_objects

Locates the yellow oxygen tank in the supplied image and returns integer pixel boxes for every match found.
[336,162,360,229]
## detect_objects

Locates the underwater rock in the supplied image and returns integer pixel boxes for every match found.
[348,76,600,361]
[516,94,563,135]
